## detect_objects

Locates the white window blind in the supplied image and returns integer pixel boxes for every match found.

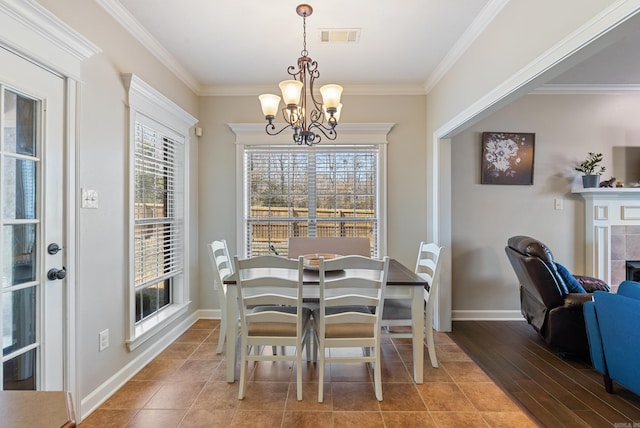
[133,121,183,322]
[244,145,379,257]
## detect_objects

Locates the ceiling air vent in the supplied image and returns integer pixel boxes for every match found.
[319,29,360,43]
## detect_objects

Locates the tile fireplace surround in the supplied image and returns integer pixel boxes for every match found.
[573,188,640,290]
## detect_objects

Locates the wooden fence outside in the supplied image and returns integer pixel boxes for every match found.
[249,206,375,256]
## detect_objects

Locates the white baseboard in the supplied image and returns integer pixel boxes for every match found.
[80,310,202,420]
[199,309,221,319]
[452,309,525,321]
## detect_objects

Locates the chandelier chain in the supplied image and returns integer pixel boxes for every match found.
[301,12,308,57]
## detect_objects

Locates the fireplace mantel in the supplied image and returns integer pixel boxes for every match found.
[573,188,640,286]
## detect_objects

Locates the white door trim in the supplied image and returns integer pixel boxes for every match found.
[0,0,99,414]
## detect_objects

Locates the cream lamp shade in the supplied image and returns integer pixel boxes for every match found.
[259,94,281,118]
[279,80,304,106]
[319,84,343,109]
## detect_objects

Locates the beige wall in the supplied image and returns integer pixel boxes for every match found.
[197,94,428,310]
[36,0,200,407]
[451,93,640,314]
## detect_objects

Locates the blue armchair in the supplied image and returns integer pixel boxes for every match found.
[584,280,640,395]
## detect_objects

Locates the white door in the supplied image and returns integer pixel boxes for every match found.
[0,47,65,390]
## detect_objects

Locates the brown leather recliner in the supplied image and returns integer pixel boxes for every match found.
[505,235,610,359]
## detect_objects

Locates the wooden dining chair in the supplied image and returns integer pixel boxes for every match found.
[313,255,390,402]
[288,236,371,258]
[209,240,282,357]
[380,242,444,368]
[234,255,312,400]
[207,239,233,354]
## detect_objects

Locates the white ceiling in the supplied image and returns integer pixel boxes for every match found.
[549,29,640,85]
[103,0,640,96]
[108,0,493,94]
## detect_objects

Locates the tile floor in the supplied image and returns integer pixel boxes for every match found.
[79,319,538,427]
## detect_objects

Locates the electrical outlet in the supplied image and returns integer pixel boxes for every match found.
[99,329,109,351]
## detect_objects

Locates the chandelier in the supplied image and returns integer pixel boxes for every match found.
[258,4,343,146]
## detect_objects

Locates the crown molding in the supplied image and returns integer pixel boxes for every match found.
[0,0,100,79]
[199,83,427,97]
[96,0,200,94]
[532,84,640,94]
[424,0,511,94]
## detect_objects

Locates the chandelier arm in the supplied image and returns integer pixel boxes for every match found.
[306,61,324,114]
[282,106,300,127]
[308,122,338,141]
[287,65,302,79]
[265,122,295,137]
[297,131,320,146]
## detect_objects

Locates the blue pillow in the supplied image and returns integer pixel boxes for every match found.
[555,262,587,294]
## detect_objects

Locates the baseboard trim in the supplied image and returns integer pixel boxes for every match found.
[452,309,525,321]
[80,310,201,420]
[199,309,221,319]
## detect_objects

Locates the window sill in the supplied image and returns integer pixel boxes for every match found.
[126,302,190,352]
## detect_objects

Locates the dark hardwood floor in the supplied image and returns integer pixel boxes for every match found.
[448,320,640,427]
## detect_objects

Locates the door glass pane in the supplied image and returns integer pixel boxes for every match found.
[3,89,37,156]
[2,224,37,287]
[3,348,36,390]
[2,157,37,220]
[2,287,37,356]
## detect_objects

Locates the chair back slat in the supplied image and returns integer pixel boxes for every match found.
[318,255,389,332]
[209,239,233,290]
[234,255,305,333]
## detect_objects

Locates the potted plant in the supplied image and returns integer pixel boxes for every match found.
[575,152,606,188]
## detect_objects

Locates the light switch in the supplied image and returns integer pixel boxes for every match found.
[554,198,563,210]
[82,188,98,209]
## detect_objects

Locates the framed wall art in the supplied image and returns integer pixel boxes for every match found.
[481,132,535,185]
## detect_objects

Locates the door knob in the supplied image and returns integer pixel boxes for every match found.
[47,243,62,255]
[47,267,66,281]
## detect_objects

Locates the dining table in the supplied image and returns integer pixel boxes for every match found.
[223,258,428,384]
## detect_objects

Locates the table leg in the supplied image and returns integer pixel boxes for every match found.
[226,284,238,383]
[411,287,424,383]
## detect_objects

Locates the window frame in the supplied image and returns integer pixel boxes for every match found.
[124,74,197,351]
[230,123,393,259]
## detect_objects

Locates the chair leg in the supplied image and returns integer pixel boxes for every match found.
[604,374,613,393]
[373,345,383,401]
[318,341,325,403]
[216,306,227,354]
[296,345,303,400]
[304,332,311,362]
[238,344,247,399]
[425,307,438,368]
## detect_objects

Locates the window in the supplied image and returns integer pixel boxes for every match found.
[244,145,379,257]
[124,74,197,351]
[133,123,181,322]
[231,122,393,259]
